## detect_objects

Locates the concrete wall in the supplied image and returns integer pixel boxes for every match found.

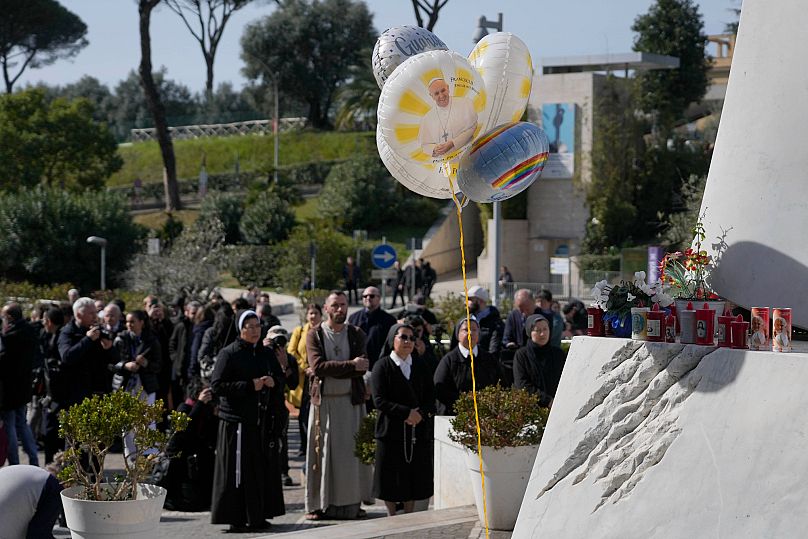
[477,219,529,286]
[433,416,476,510]
[419,203,483,276]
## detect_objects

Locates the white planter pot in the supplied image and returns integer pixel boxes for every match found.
[61,484,166,539]
[465,445,539,531]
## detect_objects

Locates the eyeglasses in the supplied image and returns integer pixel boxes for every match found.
[396,334,415,342]
[362,294,377,299]
[242,324,261,331]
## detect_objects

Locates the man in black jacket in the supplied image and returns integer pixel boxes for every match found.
[349,286,396,371]
[0,302,41,465]
[169,301,200,407]
[57,297,116,409]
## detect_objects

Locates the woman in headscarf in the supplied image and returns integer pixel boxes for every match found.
[371,323,436,515]
[513,314,566,409]
[210,310,286,533]
[433,317,501,416]
[111,309,161,461]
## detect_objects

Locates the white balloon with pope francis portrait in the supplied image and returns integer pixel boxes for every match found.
[377,50,490,179]
[376,125,461,199]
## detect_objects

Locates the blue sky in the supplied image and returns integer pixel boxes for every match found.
[16,0,741,93]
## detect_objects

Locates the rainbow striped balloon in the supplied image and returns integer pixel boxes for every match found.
[457,122,549,202]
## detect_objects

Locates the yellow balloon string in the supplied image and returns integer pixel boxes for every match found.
[446,167,490,539]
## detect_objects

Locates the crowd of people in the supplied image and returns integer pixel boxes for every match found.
[0,281,580,534]
[342,256,438,308]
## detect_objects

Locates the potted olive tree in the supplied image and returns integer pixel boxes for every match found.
[450,386,549,531]
[58,390,189,538]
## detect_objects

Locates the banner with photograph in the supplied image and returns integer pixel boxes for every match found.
[541,103,575,179]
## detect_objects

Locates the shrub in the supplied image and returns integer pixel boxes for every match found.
[198,191,244,244]
[239,190,296,245]
[0,188,144,291]
[273,224,357,291]
[353,409,378,465]
[434,292,470,336]
[450,385,550,451]
[228,244,282,288]
[59,390,189,501]
[317,155,395,231]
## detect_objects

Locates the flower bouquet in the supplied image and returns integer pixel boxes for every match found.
[658,219,725,325]
[658,219,720,301]
[591,271,673,337]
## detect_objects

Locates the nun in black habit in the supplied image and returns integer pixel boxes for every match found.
[433,317,501,416]
[512,314,566,408]
[371,323,436,515]
[210,310,287,532]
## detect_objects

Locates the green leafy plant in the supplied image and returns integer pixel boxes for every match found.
[450,386,550,452]
[58,390,189,501]
[353,409,378,465]
[434,292,469,335]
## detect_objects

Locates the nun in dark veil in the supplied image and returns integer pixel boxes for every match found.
[210,310,286,532]
[433,317,501,416]
[371,323,436,515]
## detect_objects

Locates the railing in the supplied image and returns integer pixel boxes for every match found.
[129,117,308,142]
[499,271,623,303]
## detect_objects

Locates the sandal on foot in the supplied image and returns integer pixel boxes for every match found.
[305,510,326,521]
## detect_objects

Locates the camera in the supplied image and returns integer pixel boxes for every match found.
[94,325,113,340]
[266,325,289,350]
[269,335,288,349]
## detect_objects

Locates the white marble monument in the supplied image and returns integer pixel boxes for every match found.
[513,336,808,537]
[699,0,808,328]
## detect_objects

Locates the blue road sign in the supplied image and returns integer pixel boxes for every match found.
[371,244,397,269]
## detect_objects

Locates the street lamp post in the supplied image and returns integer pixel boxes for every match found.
[273,73,279,184]
[473,13,503,307]
[86,236,108,291]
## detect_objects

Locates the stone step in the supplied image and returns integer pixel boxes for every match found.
[268,505,478,538]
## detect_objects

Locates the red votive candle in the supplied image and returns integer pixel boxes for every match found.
[717,314,734,348]
[646,304,665,342]
[731,315,749,349]
[587,307,604,337]
[695,303,715,346]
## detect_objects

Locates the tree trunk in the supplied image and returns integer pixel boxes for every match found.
[138,0,181,211]
[205,52,214,99]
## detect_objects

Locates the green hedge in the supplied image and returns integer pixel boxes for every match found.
[0,188,144,291]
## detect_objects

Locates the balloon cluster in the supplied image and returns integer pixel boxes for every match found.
[374,26,549,203]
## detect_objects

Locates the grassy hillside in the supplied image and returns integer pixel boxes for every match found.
[110,130,375,187]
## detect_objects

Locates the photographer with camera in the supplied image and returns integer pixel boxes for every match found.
[264,325,299,486]
[57,298,117,408]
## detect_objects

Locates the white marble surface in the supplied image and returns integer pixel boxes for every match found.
[699,0,808,327]
[514,336,808,538]
[434,415,476,510]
